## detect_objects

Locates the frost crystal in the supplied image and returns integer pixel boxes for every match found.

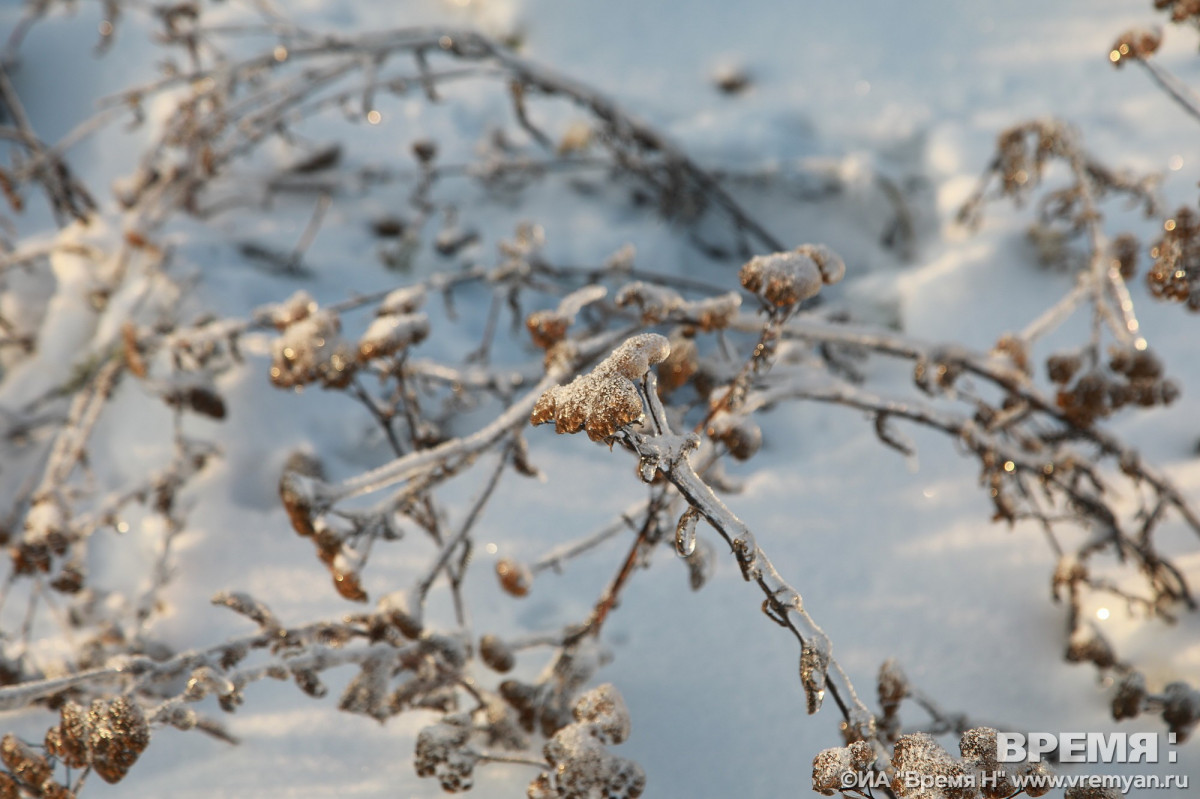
[739,244,845,307]
[531,333,670,441]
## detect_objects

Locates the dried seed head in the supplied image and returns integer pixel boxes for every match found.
[1,733,51,787]
[86,696,150,784]
[378,285,428,316]
[256,290,317,330]
[1066,625,1117,670]
[1110,233,1139,279]
[531,334,670,441]
[1111,671,1146,721]
[571,683,632,745]
[812,741,875,796]
[1161,681,1200,740]
[704,410,762,461]
[740,245,844,307]
[414,714,478,792]
[378,590,424,639]
[878,658,908,715]
[1109,28,1163,66]
[890,733,967,798]
[357,312,429,360]
[529,285,609,350]
[45,701,90,768]
[1046,352,1082,384]
[479,634,515,673]
[269,310,357,389]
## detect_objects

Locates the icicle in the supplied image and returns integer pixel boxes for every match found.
[675,507,699,557]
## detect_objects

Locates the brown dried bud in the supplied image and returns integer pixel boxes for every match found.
[331,569,368,603]
[1046,352,1081,384]
[1112,671,1146,720]
[1110,233,1139,279]
[495,558,532,598]
[479,634,515,673]
[412,139,438,164]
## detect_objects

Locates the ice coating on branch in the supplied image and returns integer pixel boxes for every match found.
[675,507,699,557]
[526,285,607,349]
[800,640,829,714]
[531,333,670,441]
[739,244,845,307]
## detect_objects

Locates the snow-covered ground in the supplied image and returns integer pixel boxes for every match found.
[2,0,1198,796]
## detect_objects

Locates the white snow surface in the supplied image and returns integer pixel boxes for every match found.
[2,0,1199,797]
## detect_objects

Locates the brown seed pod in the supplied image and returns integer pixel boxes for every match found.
[495,558,532,598]
[479,634,516,673]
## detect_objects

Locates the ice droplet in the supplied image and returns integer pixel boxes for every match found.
[675,507,700,557]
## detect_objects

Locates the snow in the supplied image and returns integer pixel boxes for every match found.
[1,0,1199,797]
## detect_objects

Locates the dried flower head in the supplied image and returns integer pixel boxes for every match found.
[1148,206,1200,310]
[1,733,51,788]
[615,282,740,330]
[1109,28,1163,65]
[269,310,357,389]
[87,696,150,784]
[890,732,969,799]
[357,313,429,361]
[531,684,645,799]
[531,334,670,441]
[812,740,875,796]
[740,245,844,307]
[415,714,478,792]
[44,701,91,768]
[526,285,607,349]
